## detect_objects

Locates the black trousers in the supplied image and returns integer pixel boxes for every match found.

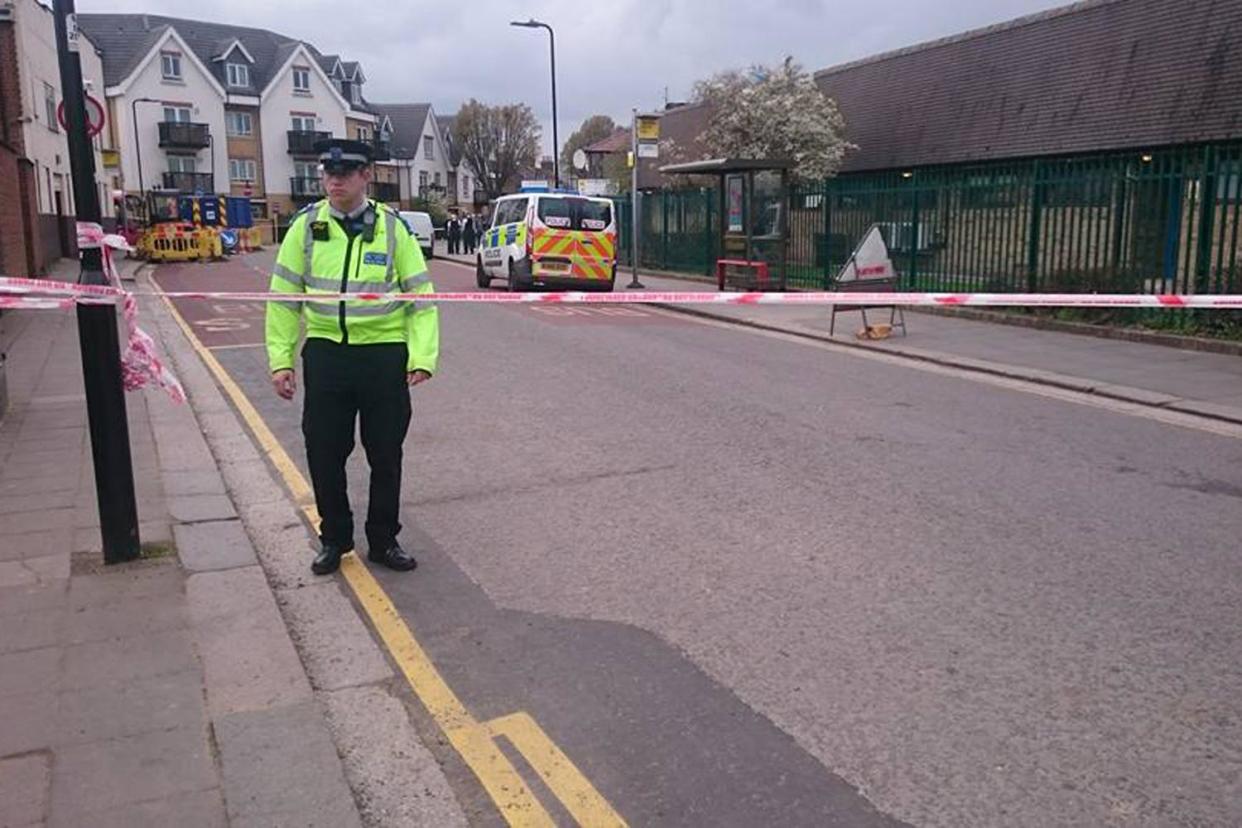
[302,339,411,551]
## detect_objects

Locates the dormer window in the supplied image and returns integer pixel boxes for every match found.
[350,85,361,105]
[226,63,249,88]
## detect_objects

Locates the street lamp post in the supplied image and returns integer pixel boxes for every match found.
[55,0,141,564]
[510,19,558,189]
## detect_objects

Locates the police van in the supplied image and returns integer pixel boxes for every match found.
[476,192,617,291]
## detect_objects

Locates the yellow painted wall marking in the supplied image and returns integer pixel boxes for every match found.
[156,282,625,827]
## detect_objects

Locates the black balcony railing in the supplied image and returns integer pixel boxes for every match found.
[291,176,324,200]
[161,171,214,193]
[370,181,400,202]
[372,140,392,162]
[287,130,332,155]
[158,121,210,149]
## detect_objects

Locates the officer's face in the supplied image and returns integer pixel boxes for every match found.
[322,164,371,209]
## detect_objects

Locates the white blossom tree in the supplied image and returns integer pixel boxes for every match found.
[690,57,853,180]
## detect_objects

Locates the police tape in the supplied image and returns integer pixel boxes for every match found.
[3,278,1242,309]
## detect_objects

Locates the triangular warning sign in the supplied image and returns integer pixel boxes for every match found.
[835,225,896,283]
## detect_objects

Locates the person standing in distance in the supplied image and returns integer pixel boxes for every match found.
[266,138,439,575]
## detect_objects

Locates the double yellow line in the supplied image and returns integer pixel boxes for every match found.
[158,284,626,827]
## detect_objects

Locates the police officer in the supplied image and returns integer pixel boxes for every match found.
[266,138,439,575]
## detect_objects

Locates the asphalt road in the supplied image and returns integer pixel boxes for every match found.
[156,251,1242,827]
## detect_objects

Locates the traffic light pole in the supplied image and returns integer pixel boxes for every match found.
[53,0,141,564]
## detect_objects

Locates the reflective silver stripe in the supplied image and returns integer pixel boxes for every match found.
[400,270,430,290]
[405,300,434,314]
[308,301,405,317]
[304,275,399,293]
[272,262,303,287]
[384,211,398,282]
[269,298,301,311]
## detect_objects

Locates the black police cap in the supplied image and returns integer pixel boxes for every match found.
[314,138,373,168]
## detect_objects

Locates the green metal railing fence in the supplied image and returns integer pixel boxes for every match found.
[615,142,1242,294]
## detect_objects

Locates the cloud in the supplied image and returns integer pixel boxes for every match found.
[77,0,1070,152]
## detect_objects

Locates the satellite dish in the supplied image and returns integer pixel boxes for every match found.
[572,148,588,171]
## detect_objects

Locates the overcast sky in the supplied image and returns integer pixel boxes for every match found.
[77,0,1071,154]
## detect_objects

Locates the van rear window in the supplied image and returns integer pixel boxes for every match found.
[537,197,612,231]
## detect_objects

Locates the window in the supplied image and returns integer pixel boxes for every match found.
[161,52,182,80]
[418,170,429,189]
[226,63,249,88]
[424,136,434,160]
[292,67,310,92]
[168,155,196,173]
[43,83,57,132]
[536,196,611,231]
[291,114,316,132]
[294,160,318,179]
[229,158,257,182]
[433,172,441,186]
[350,85,361,105]
[163,106,191,123]
[357,126,371,142]
[495,198,527,226]
[225,111,252,136]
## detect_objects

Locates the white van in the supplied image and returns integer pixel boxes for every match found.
[476,193,617,291]
[398,210,436,260]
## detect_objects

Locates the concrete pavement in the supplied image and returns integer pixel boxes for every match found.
[0,259,465,827]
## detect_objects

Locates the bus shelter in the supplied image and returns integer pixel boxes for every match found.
[659,158,792,291]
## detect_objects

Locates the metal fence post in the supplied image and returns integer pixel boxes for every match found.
[822,183,833,289]
[1195,144,1218,294]
[908,181,920,289]
[1026,160,1044,292]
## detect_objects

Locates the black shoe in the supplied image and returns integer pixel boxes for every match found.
[312,542,353,575]
[368,543,417,572]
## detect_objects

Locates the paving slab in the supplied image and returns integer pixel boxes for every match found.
[275,583,393,691]
[214,701,362,827]
[186,566,312,717]
[49,726,217,822]
[0,752,51,827]
[174,519,257,572]
[56,669,206,747]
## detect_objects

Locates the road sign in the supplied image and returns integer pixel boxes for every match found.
[572,148,588,170]
[636,115,660,141]
[637,143,659,159]
[57,92,105,137]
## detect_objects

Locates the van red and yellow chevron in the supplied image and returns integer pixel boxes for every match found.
[532,229,615,280]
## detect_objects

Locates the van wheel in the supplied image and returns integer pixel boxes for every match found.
[507,260,523,293]
[476,256,490,289]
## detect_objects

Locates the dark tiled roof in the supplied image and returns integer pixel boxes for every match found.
[78,13,298,92]
[371,103,431,160]
[584,128,629,155]
[77,13,372,111]
[438,116,462,166]
[816,0,1242,172]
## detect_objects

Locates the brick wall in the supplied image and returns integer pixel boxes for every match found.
[0,21,37,278]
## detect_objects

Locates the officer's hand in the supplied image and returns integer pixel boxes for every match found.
[407,370,432,387]
[272,369,297,400]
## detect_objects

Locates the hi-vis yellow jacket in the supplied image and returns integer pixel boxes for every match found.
[265,199,439,374]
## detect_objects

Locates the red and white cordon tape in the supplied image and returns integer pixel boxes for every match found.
[3,278,1241,309]
[2,226,188,404]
